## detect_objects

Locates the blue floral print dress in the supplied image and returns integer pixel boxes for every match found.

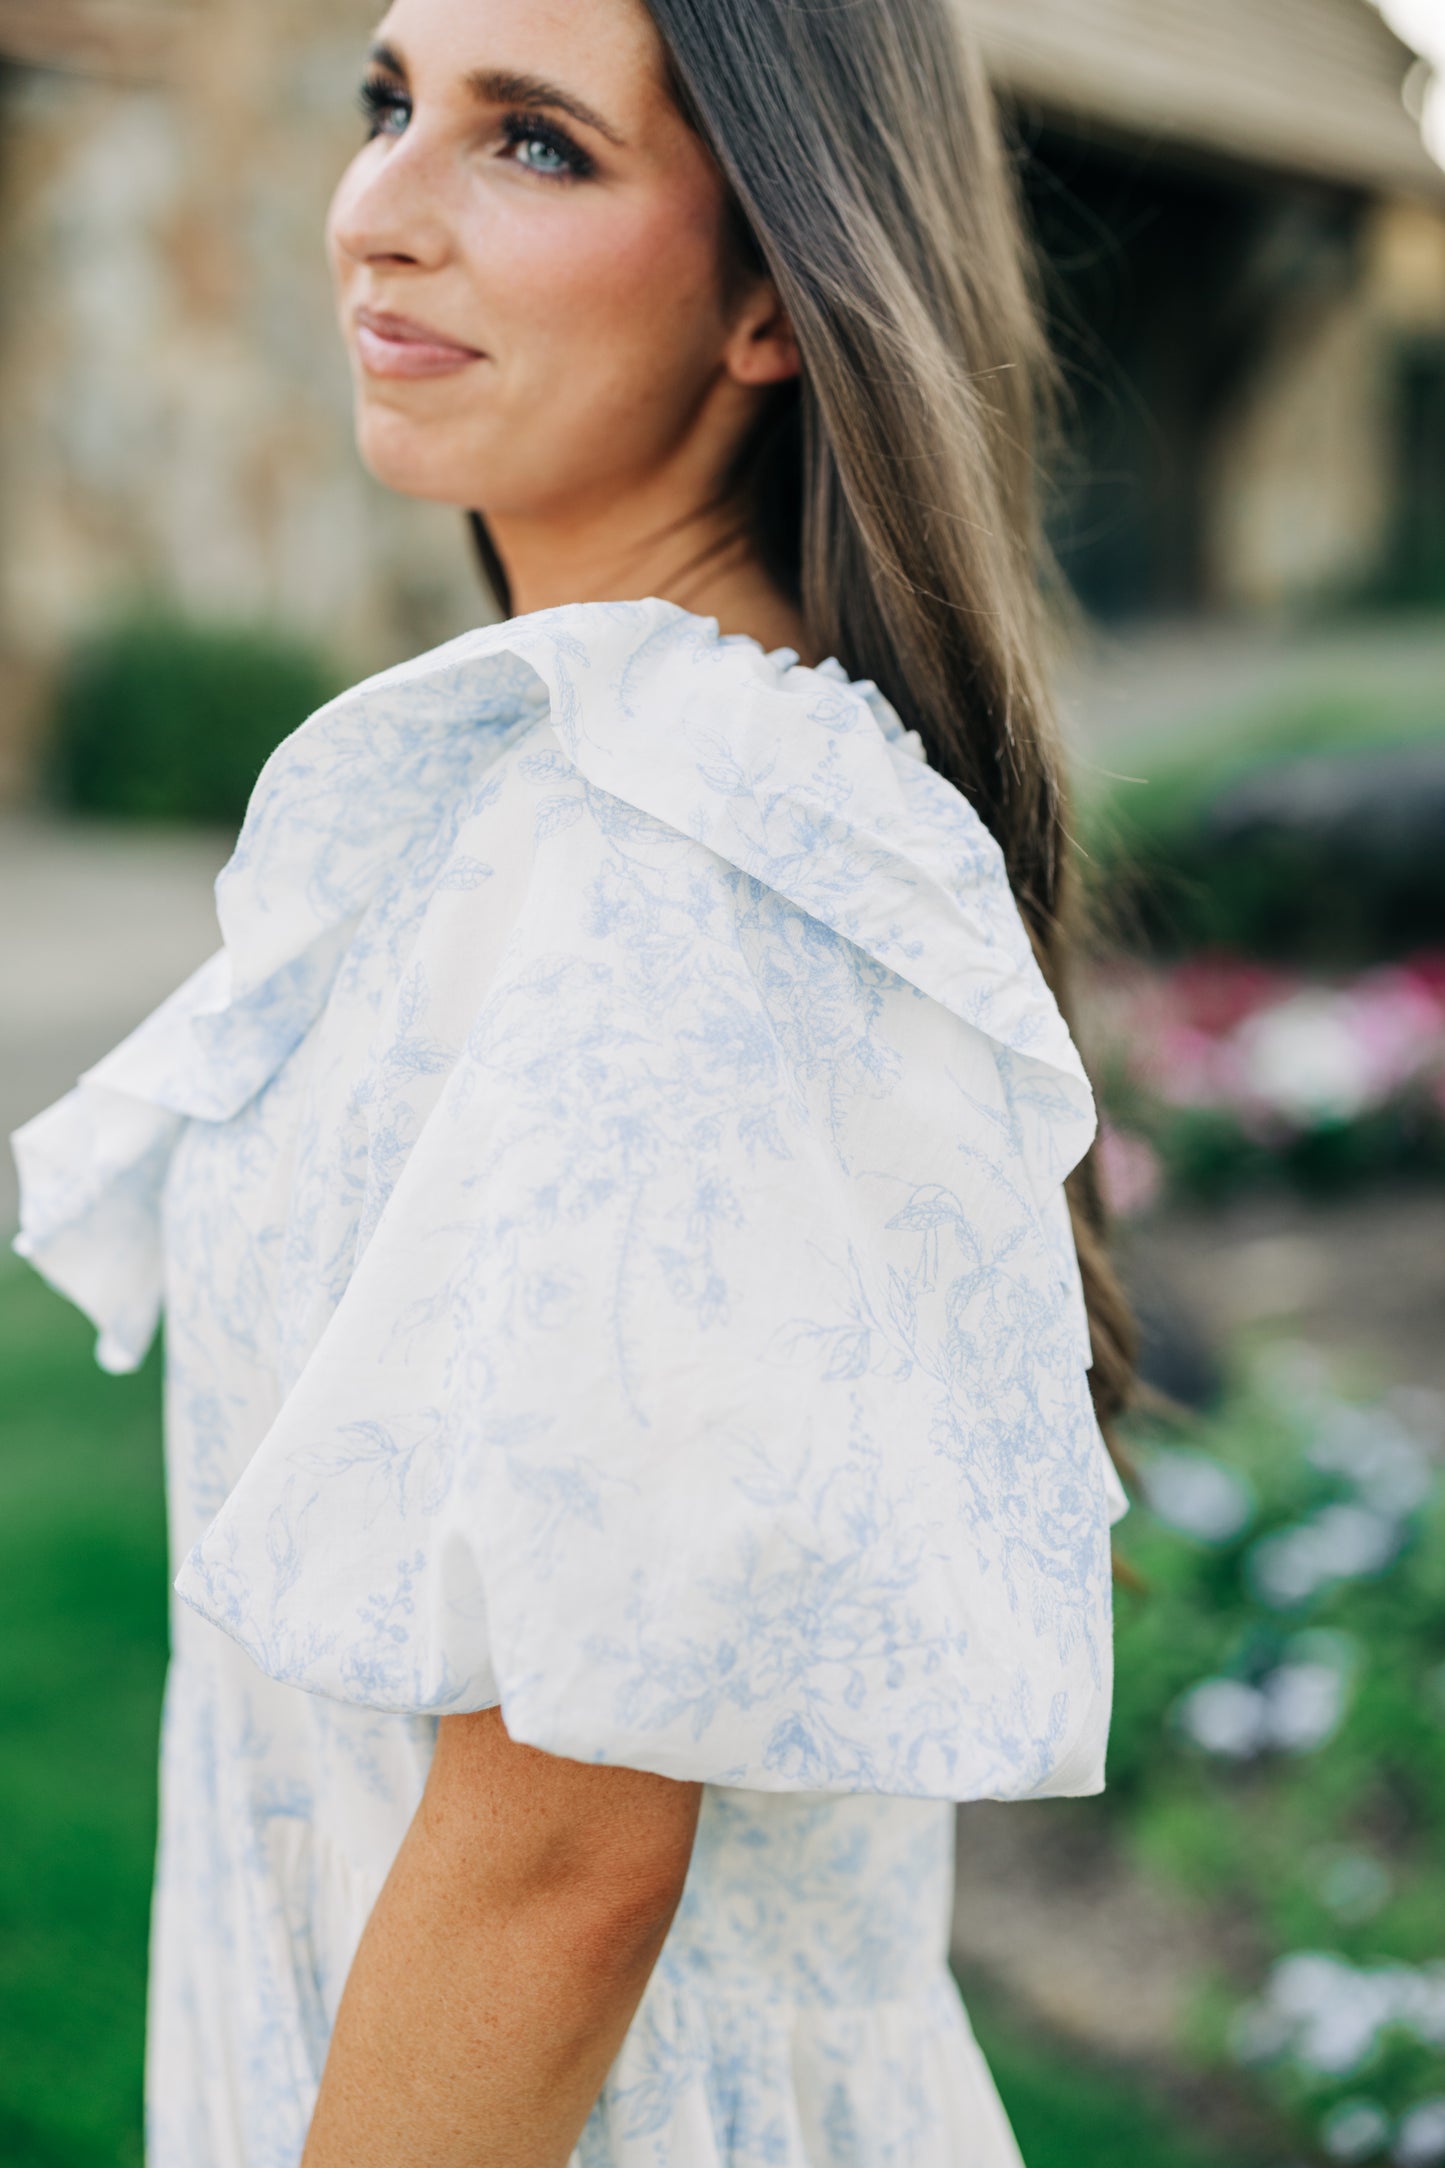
[14,599,1127,2168]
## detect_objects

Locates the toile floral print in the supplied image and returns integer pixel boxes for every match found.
[14,598,1125,2166]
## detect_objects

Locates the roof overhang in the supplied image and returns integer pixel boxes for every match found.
[965,0,1445,201]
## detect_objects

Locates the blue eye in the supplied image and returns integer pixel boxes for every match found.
[501,115,594,180]
[514,133,569,175]
[358,76,410,139]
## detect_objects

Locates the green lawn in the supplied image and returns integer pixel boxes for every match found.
[0,1256,1253,2168]
[974,2009,1263,2168]
[0,1259,166,2167]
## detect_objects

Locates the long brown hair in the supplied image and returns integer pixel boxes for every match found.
[471,0,1136,1446]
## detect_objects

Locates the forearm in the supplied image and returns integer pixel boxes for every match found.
[302,1712,700,2168]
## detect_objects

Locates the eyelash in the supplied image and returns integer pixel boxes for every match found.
[355,76,595,181]
[357,76,408,137]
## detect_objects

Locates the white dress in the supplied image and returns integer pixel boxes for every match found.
[13,598,1126,2168]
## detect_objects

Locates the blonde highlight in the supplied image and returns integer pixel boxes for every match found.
[646,0,1138,1454]
[473,0,1138,1454]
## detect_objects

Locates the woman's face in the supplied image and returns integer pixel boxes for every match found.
[327,0,777,526]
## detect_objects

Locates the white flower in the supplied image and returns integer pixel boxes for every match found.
[1175,1632,1357,1760]
[1322,2099,1391,2162]
[1391,1971,1445,2048]
[1175,1677,1270,1758]
[1309,1404,1433,1518]
[1233,994,1383,1126]
[1242,1956,1445,2079]
[1248,1505,1402,1608]
[1260,1953,1398,2074]
[1396,2101,1445,2168]
[1141,1447,1255,1543]
[1224,971,1444,1131]
[1264,1661,1348,1753]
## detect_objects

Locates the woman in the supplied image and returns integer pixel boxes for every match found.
[14,0,1134,2160]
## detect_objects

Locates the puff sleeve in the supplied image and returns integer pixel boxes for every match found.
[167,609,1122,1803]
[16,600,1123,1804]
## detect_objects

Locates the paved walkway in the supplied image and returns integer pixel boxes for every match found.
[1058,609,1445,767]
[1,815,230,1232]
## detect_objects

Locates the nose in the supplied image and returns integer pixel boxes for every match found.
[328,127,456,275]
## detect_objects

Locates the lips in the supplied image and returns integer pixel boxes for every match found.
[353,307,486,381]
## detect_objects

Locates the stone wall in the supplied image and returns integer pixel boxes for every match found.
[0,0,486,799]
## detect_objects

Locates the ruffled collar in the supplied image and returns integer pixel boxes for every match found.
[12,597,1093,1371]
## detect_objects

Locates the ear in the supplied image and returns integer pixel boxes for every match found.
[723,278,801,388]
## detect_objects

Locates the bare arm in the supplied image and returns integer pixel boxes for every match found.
[301,1707,702,2168]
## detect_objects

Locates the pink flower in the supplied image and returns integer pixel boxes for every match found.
[1167,956,1297,1037]
[1097,952,1445,1135]
[1096,1123,1163,1218]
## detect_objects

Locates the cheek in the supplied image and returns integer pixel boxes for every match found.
[475,189,730,415]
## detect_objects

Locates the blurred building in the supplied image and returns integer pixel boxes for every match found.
[972,0,1445,618]
[0,0,1442,798]
[0,0,470,800]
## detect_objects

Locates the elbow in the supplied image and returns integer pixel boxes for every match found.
[559,1780,700,1976]
[423,1816,694,1997]
[423,1707,700,1982]
[563,1842,694,1987]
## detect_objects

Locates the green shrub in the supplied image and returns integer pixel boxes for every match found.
[1112,1356,1445,2161]
[1083,691,1445,966]
[47,613,342,827]
[1127,1099,1445,1209]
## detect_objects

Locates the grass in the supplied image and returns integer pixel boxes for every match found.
[0,1258,166,2168]
[971,2003,1267,2168]
[0,1256,1254,2168]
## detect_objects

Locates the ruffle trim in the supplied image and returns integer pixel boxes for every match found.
[586,1968,1023,2167]
[11,598,1094,1376]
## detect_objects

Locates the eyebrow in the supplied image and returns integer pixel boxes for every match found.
[367,44,624,148]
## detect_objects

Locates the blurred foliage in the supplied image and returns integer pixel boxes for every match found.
[1084,690,1445,967]
[1112,1355,1445,2162]
[1146,1100,1445,1206]
[47,612,341,827]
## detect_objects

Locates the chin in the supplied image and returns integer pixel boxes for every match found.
[354,408,482,509]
